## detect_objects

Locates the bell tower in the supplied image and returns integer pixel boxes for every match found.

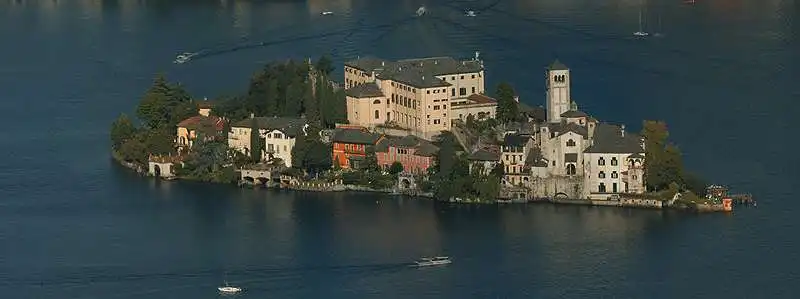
[546,60,571,123]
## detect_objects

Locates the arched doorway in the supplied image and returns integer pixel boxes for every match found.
[401,178,411,189]
[154,165,162,178]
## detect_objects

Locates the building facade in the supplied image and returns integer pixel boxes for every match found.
[331,126,383,169]
[343,55,496,136]
[175,103,226,152]
[375,135,439,174]
[227,116,308,167]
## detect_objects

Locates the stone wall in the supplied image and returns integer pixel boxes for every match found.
[527,176,584,198]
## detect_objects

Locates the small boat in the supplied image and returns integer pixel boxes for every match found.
[633,0,648,37]
[416,5,427,17]
[321,11,333,16]
[174,52,193,64]
[465,10,476,17]
[218,280,242,294]
[415,256,452,267]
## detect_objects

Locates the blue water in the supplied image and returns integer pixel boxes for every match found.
[0,0,797,298]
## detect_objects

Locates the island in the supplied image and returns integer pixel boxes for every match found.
[110,54,751,212]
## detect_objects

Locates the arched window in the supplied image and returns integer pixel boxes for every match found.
[611,171,618,179]
[599,171,606,179]
[374,110,380,119]
[566,139,576,147]
[566,164,576,175]
[611,157,618,166]
[373,99,381,104]
[598,157,606,166]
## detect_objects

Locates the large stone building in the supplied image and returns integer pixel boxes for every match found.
[343,55,497,139]
[484,60,647,199]
[375,135,439,175]
[227,116,308,167]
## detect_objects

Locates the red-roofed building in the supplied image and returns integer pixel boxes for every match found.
[176,102,226,152]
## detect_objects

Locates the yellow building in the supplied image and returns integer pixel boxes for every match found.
[176,102,226,152]
[343,55,497,138]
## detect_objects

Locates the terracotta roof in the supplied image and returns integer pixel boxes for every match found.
[177,115,225,131]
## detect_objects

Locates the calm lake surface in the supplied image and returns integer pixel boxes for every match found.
[0,0,798,298]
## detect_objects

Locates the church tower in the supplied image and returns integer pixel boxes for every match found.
[546,60,571,123]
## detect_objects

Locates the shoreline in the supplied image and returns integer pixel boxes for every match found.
[113,153,731,213]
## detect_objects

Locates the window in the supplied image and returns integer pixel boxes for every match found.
[566,139,576,147]
[452,88,456,96]
[274,133,283,139]
[472,74,476,79]
[433,105,440,110]
[632,175,638,180]
[599,171,606,179]
[552,161,556,166]
[427,90,430,94]
[611,157,618,166]
[611,171,618,179]
[599,183,607,193]
[472,87,476,94]
[598,157,606,166]
[451,76,455,80]
[566,164,576,175]
[459,88,467,96]
[460,76,464,79]
[373,99,381,104]
[433,119,440,124]
[612,183,618,193]
[375,110,380,119]
[443,104,447,109]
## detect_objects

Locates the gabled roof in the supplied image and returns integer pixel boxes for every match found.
[231,116,307,137]
[345,56,483,89]
[177,115,226,131]
[375,135,439,157]
[503,133,528,147]
[548,59,569,71]
[345,83,384,98]
[468,148,500,161]
[547,121,588,138]
[332,128,381,145]
[584,123,644,154]
[561,110,588,118]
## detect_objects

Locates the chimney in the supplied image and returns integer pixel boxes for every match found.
[620,124,626,137]
[250,113,254,119]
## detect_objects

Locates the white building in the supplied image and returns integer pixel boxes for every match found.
[228,116,309,167]
[492,60,646,199]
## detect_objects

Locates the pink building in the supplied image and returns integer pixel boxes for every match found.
[375,135,439,174]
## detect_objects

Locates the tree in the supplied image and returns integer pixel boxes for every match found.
[315,55,334,76]
[641,120,688,191]
[249,118,263,163]
[143,129,175,156]
[110,114,137,150]
[432,132,458,200]
[118,134,148,165]
[494,82,519,124]
[389,161,404,176]
[283,79,304,117]
[136,74,175,129]
[362,146,380,172]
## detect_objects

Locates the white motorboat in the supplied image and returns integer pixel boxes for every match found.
[218,280,242,293]
[415,256,452,267]
[321,11,333,16]
[174,52,193,64]
[465,10,476,17]
[416,5,427,17]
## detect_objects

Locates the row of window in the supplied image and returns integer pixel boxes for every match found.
[390,81,415,93]
[597,157,618,166]
[391,94,417,109]
[598,171,619,179]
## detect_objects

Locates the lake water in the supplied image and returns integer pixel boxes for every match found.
[0,0,797,298]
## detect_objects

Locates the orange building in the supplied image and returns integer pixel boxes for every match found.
[331,126,383,169]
